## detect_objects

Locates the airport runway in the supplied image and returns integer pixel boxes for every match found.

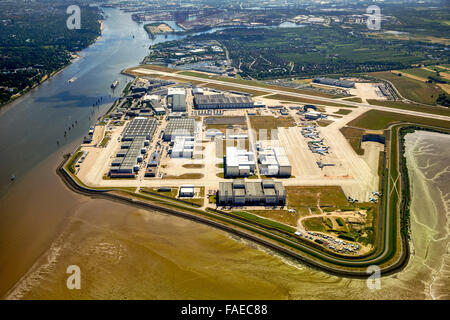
[131,68,450,122]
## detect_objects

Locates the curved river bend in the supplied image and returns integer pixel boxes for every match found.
[0,8,449,299]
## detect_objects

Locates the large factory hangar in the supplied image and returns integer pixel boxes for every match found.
[194,94,254,109]
[218,179,286,206]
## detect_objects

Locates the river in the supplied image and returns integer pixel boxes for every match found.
[0,8,449,299]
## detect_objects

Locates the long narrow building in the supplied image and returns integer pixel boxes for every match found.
[218,179,286,206]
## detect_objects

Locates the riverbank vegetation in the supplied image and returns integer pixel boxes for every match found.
[0,0,102,106]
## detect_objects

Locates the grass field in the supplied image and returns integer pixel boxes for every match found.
[286,186,350,213]
[248,210,298,227]
[340,127,366,155]
[367,99,450,117]
[178,70,340,99]
[141,187,179,199]
[334,109,353,115]
[249,115,296,130]
[317,120,333,127]
[99,135,111,148]
[182,164,205,169]
[302,217,328,233]
[428,65,450,73]
[264,94,349,107]
[399,67,439,80]
[232,211,296,233]
[348,109,450,130]
[371,71,445,105]
[343,97,363,103]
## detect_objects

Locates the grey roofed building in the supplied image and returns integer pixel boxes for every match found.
[122,117,158,141]
[110,117,157,177]
[171,94,187,112]
[217,179,286,206]
[313,77,355,88]
[163,118,196,141]
[150,100,166,115]
[194,94,254,109]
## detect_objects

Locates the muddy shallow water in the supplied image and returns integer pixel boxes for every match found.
[4,130,449,299]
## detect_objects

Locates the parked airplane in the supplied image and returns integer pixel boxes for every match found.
[316,162,335,169]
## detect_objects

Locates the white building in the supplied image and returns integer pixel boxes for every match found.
[171,136,195,158]
[168,87,186,96]
[180,185,195,197]
[205,129,224,140]
[225,147,256,177]
[304,111,322,120]
[142,94,160,102]
[257,142,292,177]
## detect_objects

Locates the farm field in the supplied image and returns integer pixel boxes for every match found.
[370,71,445,105]
[367,99,450,117]
[348,109,450,130]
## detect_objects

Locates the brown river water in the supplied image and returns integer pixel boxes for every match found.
[1,130,448,299]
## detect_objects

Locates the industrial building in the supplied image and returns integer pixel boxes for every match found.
[304,111,322,120]
[225,147,256,177]
[149,100,166,115]
[256,142,292,177]
[171,136,195,158]
[194,94,254,109]
[313,77,355,88]
[205,129,224,140]
[163,118,196,141]
[109,118,157,178]
[110,136,147,178]
[218,179,286,206]
[168,87,186,96]
[171,93,187,112]
[121,117,158,141]
[179,185,195,197]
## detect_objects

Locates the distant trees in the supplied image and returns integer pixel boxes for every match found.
[436,93,450,107]
[0,2,101,105]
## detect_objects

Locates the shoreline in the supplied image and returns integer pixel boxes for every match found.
[54,131,412,279]
[0,19,104,115]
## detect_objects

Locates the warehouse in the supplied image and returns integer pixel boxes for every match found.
[179,185,195,197]
[171,136,194,158]
[217,179,286,206]
[225,147,256,177]
[168,87,186,96]
[304,111,322,120]
[109,136,146,177]
[171,93,187,112]
[194,94,254,109]
[313,77,355,88]
[257,142,292,177]
[150,100,166,115]
[121,117,158,142]
[163,118,196,141]
[109,118,157,178]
